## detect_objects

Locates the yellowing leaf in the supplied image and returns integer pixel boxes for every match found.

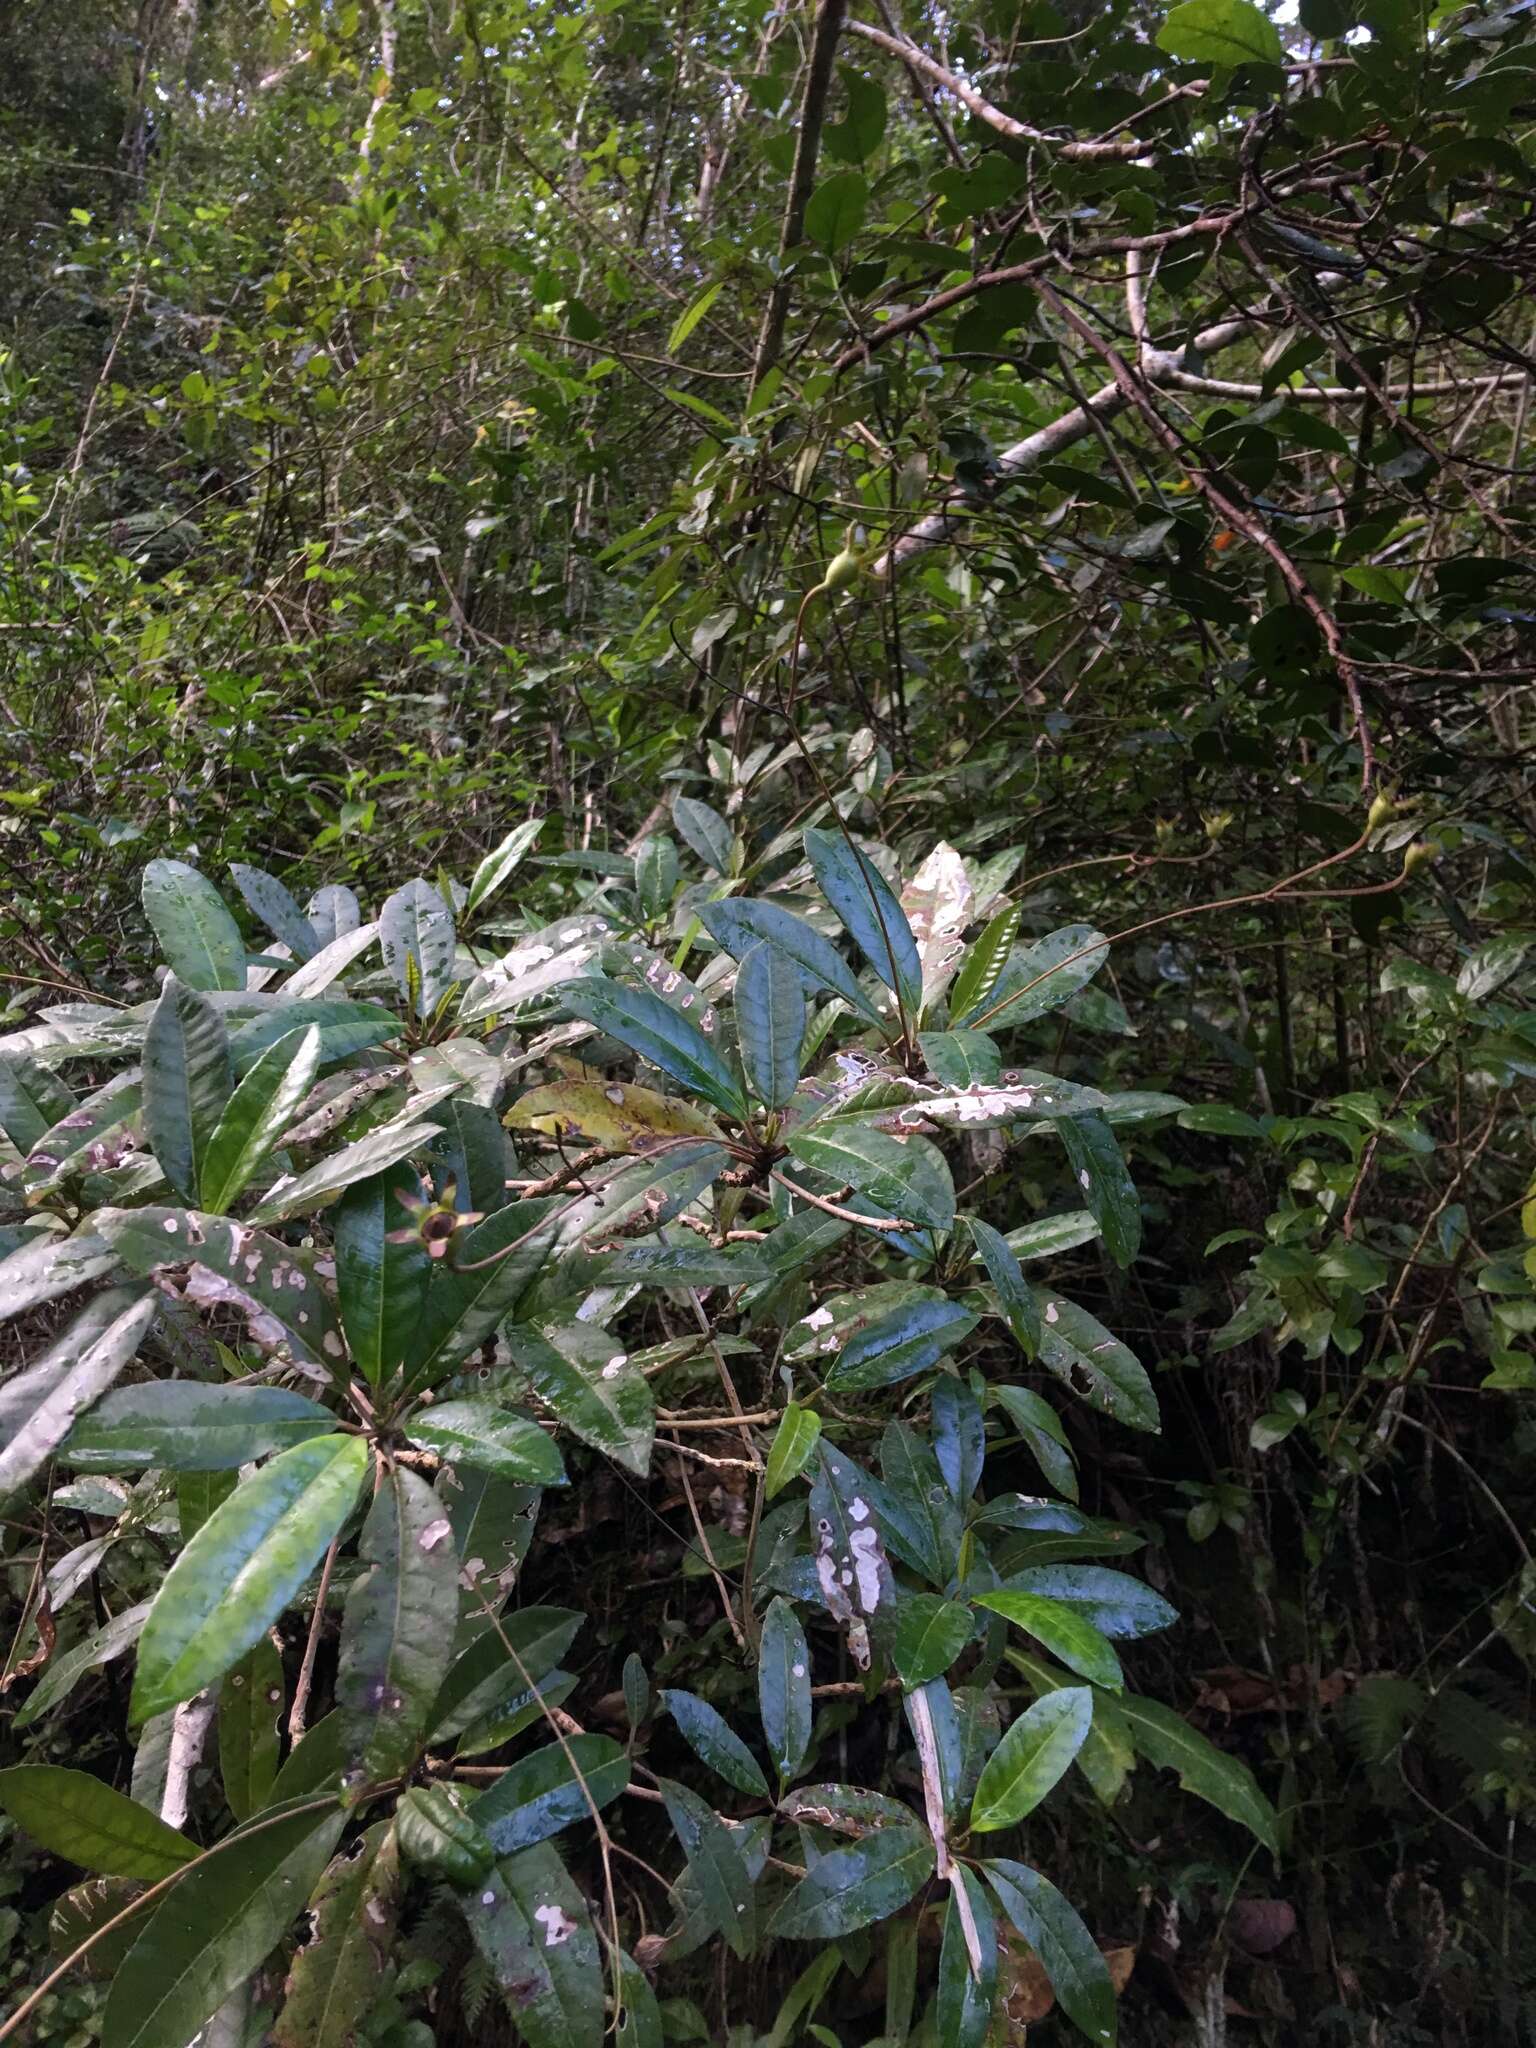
[505,1079,722,1153]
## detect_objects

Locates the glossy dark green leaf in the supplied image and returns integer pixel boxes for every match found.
[616,1947,665,2048]
[1116,1693,1279,1850]
[141,860,247,992]
[659,1777,756,1959]
[948,905,1022,1025]
[0,1765,195,1880]
[198,1024,321,1213]
[759,1596,813,1784]
[699,898,882,1025]
[824,1294,975,1394]
[788,1122,954,1233]
[1056,1114,1140,1269]
[803,168,869,256]
[142,976,232,1206]
[228,863,319,962]
[507,1322,654,1478]
[131,1435,368,1724]
[0,1289,156,1501]
[1036,1293,1158,1432]
[104,1800,346,2048]
[0,1051,75,1152]
[396,1784,495,1885]
[428,1606,584,1741]
[337,1464,460,1785]
[931,1374,984,1502]
[937,1865,999,2048]
[878,1422,963,1587]
[563,975,747,1120]
[407,1398,566,1484]
[769,1824,934,1939]
[672,795,734,874]
[62,1384,333,1472]
[217,1635,284,1821]
[273,1822,399,2048]
[379,877,457,1019]
[973,1591,1124,1691]
[918,1029,1001,1089]
[997,1566,1176,1639]
[974,925,1109,1030]
[178,1471,237,1542]
[466,1841,603,2047]
[661,1689,768,1796]
[335,1161,430,1387]
[804,828,920,1015]
[472,1734,629,1854]
[988,1385,1078,1502]
[401,1195,559,1390]
[970,1688,1093,1832]
[736,942,805,1109]
[985,1858,1117,2047]
[764,1403,821,1498]
[970,1216,1041,1358]
[228,998,398,1073]
[456,1669,579,1760]
[893,1593,974,1689]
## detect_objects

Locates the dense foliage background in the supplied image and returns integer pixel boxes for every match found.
[1,0,1534,2042]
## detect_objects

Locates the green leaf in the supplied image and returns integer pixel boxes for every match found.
[1006,1211,1101,1261]
[104,1801,346,2048]
[1157,0,1284,67]
[973,1592,1123,1691]
[228,997,398,1073]
[699,898,883,1025]
[662,1689,768,1795]
[0,1230,118,1323]
[507,1322,654,1477]
[379,877,457,1020]
[337,1464,460,1785]
[948,905,1022,1025]
[671,795,734,873]
[61,1383,334,1472]
[396,1783,495,1885]
[765,1403,821,1498]
[804,169,868,255]
[659,1778,757,1958]
[0,1765,196,1880]
[804,828,921,1016]
[564,975,747,1120]
[1036,1293,1159,1432]
[667,281,725,355]
[616,1948,665,2048]
[822,1296,976,1394]
[465,817,545,914]
[970,1688,1093,1832]
[0,1289,157,1501]
[736,943,805,1109]
[273,1822,399,2048]
[976,925,1110,1029]
[13,1600,149,1730]
[1115,1693,1279,1850]
[998,1566,1176,1639]
[227,864,319,962]
[938,1865,999,2048]
[985,1858,1117,2047]
[0,1051,75,1152]
[787,1122,954,1233]
[824,64,887,164]
[400,1195,559,1390]
[1056,1114,1140,1269]
[335,1162,430,1387]
[247,1098,452,1226]
[428,1606,584,1741]
[893,1594,974,1689]
[770,1825,934,1938]
[759,1597,813,1783]
[406,1399,566,1484]
[141,860,247,992]
[218,1635,284,1821]
[988,1385,1078,1502]
[970,1217,1041,1358]
[472,1734,629,1855]
[142,976,233,1206]
[132,1436,368,1725]
[466,1841,604,2047]
[198,1025,321,1213]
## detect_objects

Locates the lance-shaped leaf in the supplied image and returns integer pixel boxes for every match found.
[103,1800,346,2048]
[397,1784,495,1885]
[635,833,679,917]
[335,1161,430,1387]
[465,1841,604,2045]
[822,1296,976,1394]
[985,1858,1117,2047]
[0,1289,156,1500]
[428,1607,584,1742]
[919,1028,1001,1089]
[228,864,319,961]
[62,1383,334,1472]
[1007,1210,1101,1260]
[672,795,734,874]
[1057,1114,1140,1269]
[770,1824,935,1940]
[337,1464,460,1785]
[736,943,805,1109]
[218,1635,284,1821]
[380,877,457,1019]
[458,916,610,1025]
[893,1594,975,1690]
[228,997,398,1074]
[22,1070,142,1196]
[507,1079,721,1154]
[764,1404,820,1498]
[0,1765,197,1880]
[988,1385,1078,1502]
[141,860,247,992]
[973,1592,1123,1691]
[132,1435,368,1724]
[759,1596,812,1784]
[970,1688,1093,1832]
[900,841,973,1010]
[805,828,922,1016]
[0,1229,117,1322]
[13,1599,149,1730]
[401,1195,560,1389]
[788,1122,954,1233]
[406,1399,566,1485]
[199,1025,321,1214]
[143,976,232,1206]
[466,817,545,915]
[948,904,1022,1025]
[974,925,1110,1029]
[879,1422,964,1588]
[661,1690,768,1797]
[306,884,362,947]
[810,1447,895,1669]
[508,1323,654,1477]
[563,975,747,1121]
[274,1821,399,2048]
[659,1778,756,1958]
[1115,1693,1278,1850]
[472,1735,629,1855]
[0,1050,75,1152]
[248,1094,454,1226]
[938,1865,999,2048]
[280,920,382,999]
[996,1566,1176,1640]
[970,1216,1041,1358]
[1036,1293,1159,1433]
[99,1207,344,1376]
[699,897,883,1026]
